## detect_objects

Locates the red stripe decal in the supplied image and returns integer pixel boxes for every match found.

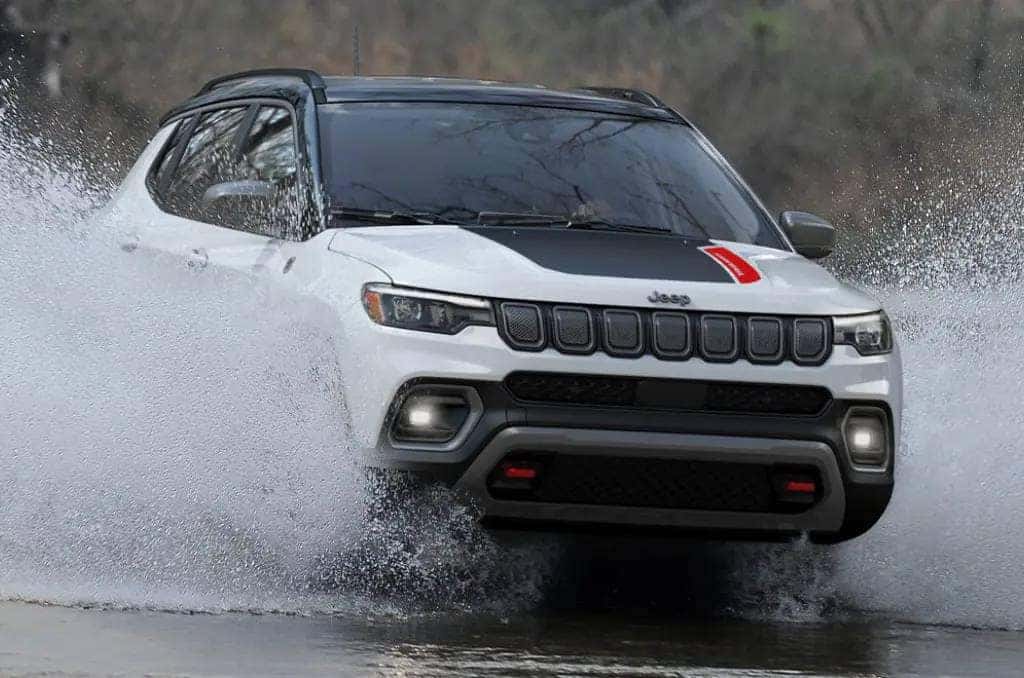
[700,246,762,284]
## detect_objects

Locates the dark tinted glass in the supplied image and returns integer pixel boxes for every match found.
[320,103,783,248]
[234,106,301,239]
[164,106,248,219]
[159,105,304,239]
[238,106,297,183]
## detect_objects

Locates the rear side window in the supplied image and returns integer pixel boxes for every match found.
[163,106,249,219]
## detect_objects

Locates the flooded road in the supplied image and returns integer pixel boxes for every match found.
[3,601,1024,677]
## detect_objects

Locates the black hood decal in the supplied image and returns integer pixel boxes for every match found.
[462,226,733,282]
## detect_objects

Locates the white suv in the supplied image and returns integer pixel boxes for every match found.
[105,69,901,543]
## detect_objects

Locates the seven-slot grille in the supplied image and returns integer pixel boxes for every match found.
[496,301,831,366]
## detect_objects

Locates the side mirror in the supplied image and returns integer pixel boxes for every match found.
[201,180,274,209]
[779,211,836,259]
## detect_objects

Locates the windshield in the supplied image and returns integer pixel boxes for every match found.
[319,103,785,248]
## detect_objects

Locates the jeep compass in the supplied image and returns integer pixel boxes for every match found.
[104,69,901,543]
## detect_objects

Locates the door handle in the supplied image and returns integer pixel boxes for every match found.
[186,247,209,270]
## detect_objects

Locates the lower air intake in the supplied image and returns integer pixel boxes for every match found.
[504,372,831,416]
[489,454,820,514]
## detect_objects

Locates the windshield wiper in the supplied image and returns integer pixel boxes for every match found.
[476,212,569,227]
[330,207,445,226]
[565,218,676,235]
[476,211,674,236]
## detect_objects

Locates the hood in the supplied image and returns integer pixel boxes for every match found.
[327,225,880,315]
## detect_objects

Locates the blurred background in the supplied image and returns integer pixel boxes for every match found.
[2,0,1022,240]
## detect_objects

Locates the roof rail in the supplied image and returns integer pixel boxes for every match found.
[573,86,665,108]
[197,68,327,103]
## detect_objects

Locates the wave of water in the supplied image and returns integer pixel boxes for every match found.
[2,85,1024,628]
[732,128,1024,629]
[0,87,555,615]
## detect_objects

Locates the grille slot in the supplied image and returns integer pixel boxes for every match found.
[496,301,832,366]
[700,315,738,361]
[500,303,544,350]
[747,316,784,363]
[603,310,643,356]
[552,306,594,353]
[489,454,820,514]
[505,372,832,416]
[652,312,691,359]
[793,318,829,364]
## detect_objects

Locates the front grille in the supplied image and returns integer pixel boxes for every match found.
[496,301,832,366]
[489,454,820,514]
[501,303,545,349]
[505,372,832,416]
[552,306,595,352]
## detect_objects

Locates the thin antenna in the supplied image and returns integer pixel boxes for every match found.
[352,24,360,76]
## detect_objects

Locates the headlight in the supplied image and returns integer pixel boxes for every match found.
[362,284,495,334]
[833,311,893,356]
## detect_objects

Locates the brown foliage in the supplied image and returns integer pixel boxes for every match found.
[7,0,1024,231]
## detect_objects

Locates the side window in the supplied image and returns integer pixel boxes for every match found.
[155,103,307,240]
[163,106,249,221]
[239,107,297,184]
[235,106,304,240]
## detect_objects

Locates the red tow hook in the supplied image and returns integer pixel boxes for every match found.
[773,472,819,506]
[502,464,539,481]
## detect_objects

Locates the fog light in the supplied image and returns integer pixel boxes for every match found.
[843,408,890,469]
[392,391,472,444]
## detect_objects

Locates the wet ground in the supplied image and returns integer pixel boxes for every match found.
[2,601,1023,677]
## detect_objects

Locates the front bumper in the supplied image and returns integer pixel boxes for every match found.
[344,324,899,543]
[458,427,847,535]
[370,375,894,543]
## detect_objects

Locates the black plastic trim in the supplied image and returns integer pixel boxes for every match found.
[493,297,833,367]
[571,86,666,108]
[651,311,692,360]
[504,372,833,417]
[230,104,261,162]
[197,68,327,100]
[699,314,740,363]
[793,318,831,365]
[374,377,894,542]
[746,316,786,365]
[603,309,645,358]
[498,302,546,351]
[148,114,199,199]
[551,306,597,355]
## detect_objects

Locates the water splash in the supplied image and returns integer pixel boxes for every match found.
[0,88,554,615]
[733,124,1024,630]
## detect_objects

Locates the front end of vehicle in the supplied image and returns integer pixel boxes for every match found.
[316,94,900,543]
[335,251,899,544]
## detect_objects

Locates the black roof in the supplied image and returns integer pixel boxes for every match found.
[161,69,686,125]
